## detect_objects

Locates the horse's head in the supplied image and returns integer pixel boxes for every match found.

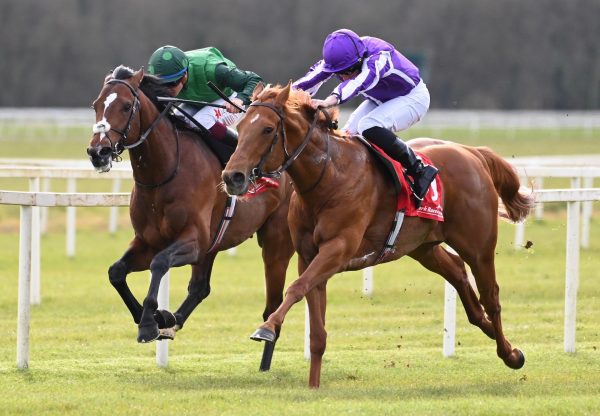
[87,66,144,172]
[223,82,320,195]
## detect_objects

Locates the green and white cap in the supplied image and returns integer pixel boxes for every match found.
[147,45,189,83]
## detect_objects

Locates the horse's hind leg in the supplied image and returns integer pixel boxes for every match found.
[410,244,496,339]
[167,255,217,334]
[448,236,525,369]
[255,211,295,371]
[108,237,155,324]
[467,254,525,369]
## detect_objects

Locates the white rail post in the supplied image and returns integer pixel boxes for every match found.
[156,271,170,367]
[534,177,544,220]
[443,281,457,357]
[17,205,32,369]
[108,178,121,234]
[40,178,50,234]
[564,180,581,353]
[2,189,133,369]
[362,266,373,297]
[514,221,525,250]
[581,177,593,249]
[443,246,460,357]
[66,178,76,257]
[28,178,41,305]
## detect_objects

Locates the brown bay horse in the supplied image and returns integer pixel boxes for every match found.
[87,66,294,370]
[222,83,534,388]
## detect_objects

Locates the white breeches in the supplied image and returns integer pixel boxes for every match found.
[344,81,430,135]
[175,93,242,129]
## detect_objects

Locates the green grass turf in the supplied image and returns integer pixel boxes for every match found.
[0,219,598,415]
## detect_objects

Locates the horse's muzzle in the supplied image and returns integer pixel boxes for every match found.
[87,145,113,172]
[222,170,249,196]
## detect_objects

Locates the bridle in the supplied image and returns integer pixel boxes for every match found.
[248,102,334,194]
[92,78,180,189]
[93,79,142,159]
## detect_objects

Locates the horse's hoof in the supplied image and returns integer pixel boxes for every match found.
[504,348,525,369]
[137,324,160,343]
[154,310,177,329]
[157,327,176,340]
[250,327,276,342]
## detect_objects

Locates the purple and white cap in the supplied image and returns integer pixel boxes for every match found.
[322,29,366,73]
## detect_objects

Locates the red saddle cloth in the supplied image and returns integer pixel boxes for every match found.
[374,146,444,221]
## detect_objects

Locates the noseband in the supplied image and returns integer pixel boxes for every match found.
[249,102,333,194]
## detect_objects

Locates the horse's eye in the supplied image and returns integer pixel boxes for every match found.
[123,103,132,112]
[263,126,274,135]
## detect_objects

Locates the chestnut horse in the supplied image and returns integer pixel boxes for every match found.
[87,66,294,370]
[222,83,534,388]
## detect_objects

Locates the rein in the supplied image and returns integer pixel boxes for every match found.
[249,103,333,194]
[94,78,181,189]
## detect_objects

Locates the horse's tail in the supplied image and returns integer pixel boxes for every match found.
[472,146,534,223]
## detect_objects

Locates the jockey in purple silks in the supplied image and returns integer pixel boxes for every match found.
[293,29,438,206]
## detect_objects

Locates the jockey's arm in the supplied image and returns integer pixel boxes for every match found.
[214,64,262,107]
[292,60,333,96]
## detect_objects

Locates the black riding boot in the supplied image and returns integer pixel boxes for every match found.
[363,126,438,207]
[208,127,238,167]
[220,127,238,148]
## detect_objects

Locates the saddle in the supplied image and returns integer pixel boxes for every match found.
[355,135,444,221]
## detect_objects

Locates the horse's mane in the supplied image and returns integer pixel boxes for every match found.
[256,85,344,136]
[109,65,171,111]
[111,65,135,81]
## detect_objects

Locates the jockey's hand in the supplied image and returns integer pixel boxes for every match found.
[310,95,339,109]
[225,98,245,114]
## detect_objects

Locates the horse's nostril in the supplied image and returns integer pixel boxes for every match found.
[99,147,112,157]
[231,172,246,186]
[86,147,94,156]
[223,171,247,190]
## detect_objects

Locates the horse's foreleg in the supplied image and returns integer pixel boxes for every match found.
[137,239,200,343]
[251,236,354,387]
[108,238,154,324]
[306,282,328,389]
[252,239,344,338]
[409,244,495,339]
[171,255,217,330]
[256,215,295,372]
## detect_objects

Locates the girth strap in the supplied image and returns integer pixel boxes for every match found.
[207,195,237,253]
[375,209,405,264]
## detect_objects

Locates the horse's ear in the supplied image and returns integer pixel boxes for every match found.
[131,67,144,88]
[275,80,292,106]
[251,81,265,101]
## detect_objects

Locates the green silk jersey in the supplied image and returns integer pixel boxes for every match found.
[178,47,261,105]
